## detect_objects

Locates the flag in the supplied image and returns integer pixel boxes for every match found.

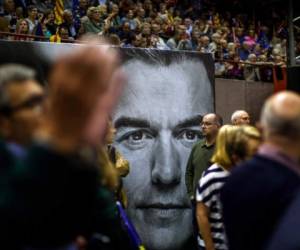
[54,0,64,25]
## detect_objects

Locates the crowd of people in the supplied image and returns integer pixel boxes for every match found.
[0,0,297,80]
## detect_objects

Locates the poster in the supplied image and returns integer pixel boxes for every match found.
[0,41,215,250]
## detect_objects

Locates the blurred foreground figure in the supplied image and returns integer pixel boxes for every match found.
[0,41,133,250]
[266,189,300,250]
[221,91,300,250]
[0,64,44,146]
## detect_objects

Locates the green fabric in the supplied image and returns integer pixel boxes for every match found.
[185,139,215,198]
[83,19,103,34]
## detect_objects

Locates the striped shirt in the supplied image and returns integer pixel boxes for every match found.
[196,163,229,250]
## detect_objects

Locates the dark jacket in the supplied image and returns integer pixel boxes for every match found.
[0,140,132,249]
[221,154,300,250]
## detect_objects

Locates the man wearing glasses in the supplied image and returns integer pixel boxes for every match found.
[185,113,222,242]
[185,113,223,202]
[0,64,44,147]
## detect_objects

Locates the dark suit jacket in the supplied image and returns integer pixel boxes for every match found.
[0,140,131,249]
[266,189,300,250]
[220,155,300,250]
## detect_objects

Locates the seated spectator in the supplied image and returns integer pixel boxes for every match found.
[121,9,138,30]
[107,33,121,46]
[15,18,32,41]
[1,0,18,33]
[118,21,134,45]
[239,41,251,61]
[243,53,260,81]
[73,0,89,32]
[243,29,257,48]
[208,32,221,57]
[190,29,200,50]
[40,9,57,37]
[82,6,103,35]
[199,35,211,53]
[50,25,70,42]
[150,23,169,49]
[257,25,270,50]
[257,54,273,82]
[167,24,191,50]
[224,54,243,80]
[0,16,10,34]
[235,27,245,45]
[106,4,122,33]
[62,9,77,39]
[25,5,39,34]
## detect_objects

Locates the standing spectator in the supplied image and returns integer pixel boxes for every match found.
[231,110,250,125]
[221,91,300,250]
[186,113,223,246]
[185,113,222,203]
[196,125,261,250]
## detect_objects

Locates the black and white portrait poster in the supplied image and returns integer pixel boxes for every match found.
[0,41,215,250]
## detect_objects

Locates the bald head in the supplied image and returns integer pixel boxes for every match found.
[231,110,250,125]
[261,91,300,140]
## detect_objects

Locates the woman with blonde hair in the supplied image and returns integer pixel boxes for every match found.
[15,19,32,41]
[196,125,261,250]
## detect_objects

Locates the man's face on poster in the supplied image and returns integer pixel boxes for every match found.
[112,55,214,250]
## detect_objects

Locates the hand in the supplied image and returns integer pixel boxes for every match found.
[39,39,126,151]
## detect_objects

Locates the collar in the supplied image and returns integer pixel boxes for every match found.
[200,139,214,148]
[258,144,300,176]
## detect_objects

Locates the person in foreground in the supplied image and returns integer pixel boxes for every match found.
[0,40,133,250]
[196,125,261,250]
[221,91,300,250]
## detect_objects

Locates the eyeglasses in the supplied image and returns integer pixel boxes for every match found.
[0,94,44,116]
[200,122,216,126]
